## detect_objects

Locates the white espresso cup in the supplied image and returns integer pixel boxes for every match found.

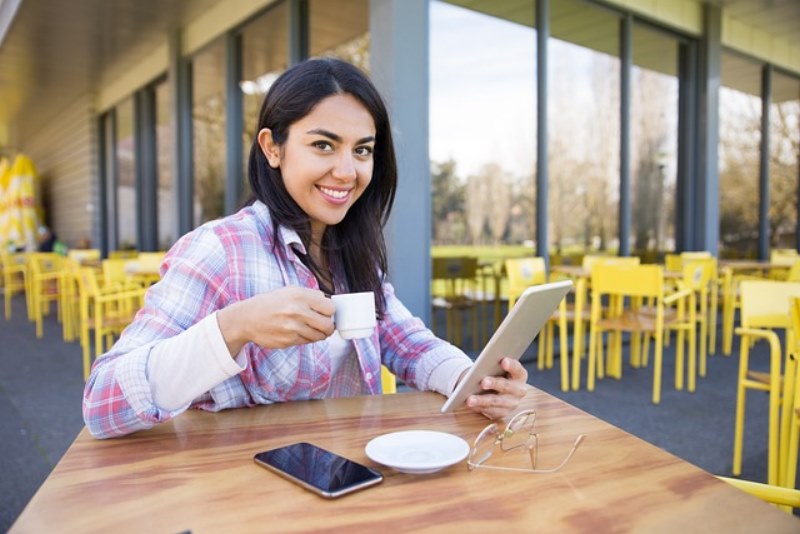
[331,291,377,340]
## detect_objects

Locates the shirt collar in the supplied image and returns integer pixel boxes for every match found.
[252,200,307,256]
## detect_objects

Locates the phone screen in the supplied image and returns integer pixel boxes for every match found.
[254,442,383,498]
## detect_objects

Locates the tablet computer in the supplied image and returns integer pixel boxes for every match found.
[441,279,573,413]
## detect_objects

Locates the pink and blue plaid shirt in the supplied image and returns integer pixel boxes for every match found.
[83,201,469,438]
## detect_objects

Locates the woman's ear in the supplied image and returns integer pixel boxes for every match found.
[257,128,281,168]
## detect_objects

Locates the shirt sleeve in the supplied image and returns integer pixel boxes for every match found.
[376,281,473,393]
[82,226,236,439]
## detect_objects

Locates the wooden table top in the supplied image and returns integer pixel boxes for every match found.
[11,389,798,533]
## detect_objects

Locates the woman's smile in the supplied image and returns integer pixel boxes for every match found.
[317,185,352,203]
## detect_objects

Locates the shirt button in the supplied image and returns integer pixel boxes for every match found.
[365,373,373,380]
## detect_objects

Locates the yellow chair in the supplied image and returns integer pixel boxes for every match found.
[678,259,717,378]
[75,267,146,380]
[782,297,800,493]
[431,256,479,351]
[505,257,570,392]
[664,253,718,357]
[102,258,132,289]
[109,249,138,260]
[587,263,693,404]
[664,253,683,272]
[569,255,640,390]
[785,259,800,282]
[732,280,800,486]
[381,366,396,394]
[28,252,67,338]
[58,257,82,343]
[68,248,100,265]
[716,477,800,511]
[2,251,29,320]
[132,251,165,286]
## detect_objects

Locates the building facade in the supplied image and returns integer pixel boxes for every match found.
[0,0,798,322]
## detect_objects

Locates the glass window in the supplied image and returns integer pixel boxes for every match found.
[430,0,536,248]
[549,0,620,260]
[155,80,176,249]
[630,24,679,260]
[192,40,227,227]
[719,52,762,258]
[116,97,137,250]
[769,71,799,250]
[241,1,290,201]
[309,0,369,71]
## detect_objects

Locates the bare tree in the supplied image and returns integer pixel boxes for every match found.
[484,163,512,245]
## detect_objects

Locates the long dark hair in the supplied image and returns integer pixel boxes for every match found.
[247,58,397,318]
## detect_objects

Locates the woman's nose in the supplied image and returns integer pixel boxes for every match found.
[332,152,357,181]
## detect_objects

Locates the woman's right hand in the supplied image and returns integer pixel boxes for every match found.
[217,286,336,356]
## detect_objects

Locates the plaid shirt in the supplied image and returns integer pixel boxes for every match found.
[83,201,469,438]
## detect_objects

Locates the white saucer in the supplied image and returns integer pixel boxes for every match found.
[365,430,470,474]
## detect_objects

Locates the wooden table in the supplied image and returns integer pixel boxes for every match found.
[11,389,798,533]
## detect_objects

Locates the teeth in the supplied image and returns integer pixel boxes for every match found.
[319,186,349,199]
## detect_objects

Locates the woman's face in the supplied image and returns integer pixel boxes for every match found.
[258,93,376,242]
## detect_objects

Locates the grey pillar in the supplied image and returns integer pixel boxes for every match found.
[369,0,430,323]
[288,0,309,65]
[758,65,771,260]
[103,112,119,254]
[169,31,194,235]
[135,87,158,251]
[536,0,549,264]
[225,31,244,214]
[619,13,632,256]
[676,42,697,252]
[695,3,721,254]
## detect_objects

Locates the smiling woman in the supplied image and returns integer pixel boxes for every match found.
[81,58,531,440]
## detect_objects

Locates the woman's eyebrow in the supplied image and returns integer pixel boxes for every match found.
[306,128,375,145]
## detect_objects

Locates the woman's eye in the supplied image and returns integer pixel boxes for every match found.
[312,141,333,151]
[355,146,374,157]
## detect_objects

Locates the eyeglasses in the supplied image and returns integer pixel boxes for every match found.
[467,409,586,473]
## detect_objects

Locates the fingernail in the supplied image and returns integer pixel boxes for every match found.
[484,378,493,388]
[468,397,477,407]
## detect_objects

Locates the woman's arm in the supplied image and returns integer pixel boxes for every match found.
[83,227,237,438]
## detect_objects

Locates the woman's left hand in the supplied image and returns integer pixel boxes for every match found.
[465,357,529,420]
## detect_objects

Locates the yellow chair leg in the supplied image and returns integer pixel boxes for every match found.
[732,338,750,476]
[652,330,663,404]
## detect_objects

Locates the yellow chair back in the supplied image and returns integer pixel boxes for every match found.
[739,281,800,330]
[138,251,166,269]
[786,260,800,282]
[68,249,100,264]
[102,259,130,288]
[504,257,547,310]
[770,249,798,266]
[664,253,682,272]
[591,263,663,298]
[681,258,715,292]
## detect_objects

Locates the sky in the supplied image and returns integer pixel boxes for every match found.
[429,1,537,179]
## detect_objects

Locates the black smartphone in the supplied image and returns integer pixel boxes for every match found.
[253,442,384,498]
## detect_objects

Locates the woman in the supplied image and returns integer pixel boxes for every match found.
[83,58,527,439]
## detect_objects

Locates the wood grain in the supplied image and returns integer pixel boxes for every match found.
[11,388,799,533]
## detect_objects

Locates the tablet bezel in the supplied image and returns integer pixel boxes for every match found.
[440,279,573,413]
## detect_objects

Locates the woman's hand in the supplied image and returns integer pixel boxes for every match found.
[465,358,529,420]
[217,286,335,356]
